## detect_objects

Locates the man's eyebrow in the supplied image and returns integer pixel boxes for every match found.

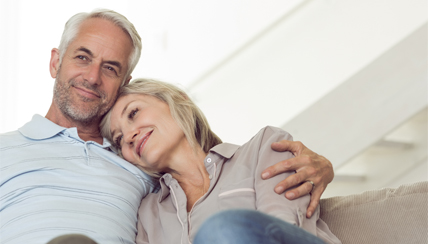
[76,47,122,72]
[105,60,122,72]
[76,47,93,57]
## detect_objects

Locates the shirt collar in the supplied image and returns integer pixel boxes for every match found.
[156,142,241,202]
[18,114,112,148]
[19,114,66,140]
[158,174,173,202]
[209,142,240,159]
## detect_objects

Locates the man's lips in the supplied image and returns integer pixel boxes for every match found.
[136,130,153,157]
[73,86,101,98]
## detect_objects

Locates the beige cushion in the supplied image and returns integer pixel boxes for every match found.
[320,181,428,244]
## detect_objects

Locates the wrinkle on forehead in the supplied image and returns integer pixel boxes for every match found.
[72,18,133,73]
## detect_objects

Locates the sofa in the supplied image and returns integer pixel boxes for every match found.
[319,181,427,244]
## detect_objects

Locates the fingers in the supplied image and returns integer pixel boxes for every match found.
[306,186,323,218]
[273,170,310,194]
[282,181,324,218]
[271,140,304,154]
[262,157,307,180]
[282,180,313,198]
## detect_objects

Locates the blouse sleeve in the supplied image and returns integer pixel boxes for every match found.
[253,126,318,235]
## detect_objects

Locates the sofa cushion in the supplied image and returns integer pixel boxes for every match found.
[319,181,428,244]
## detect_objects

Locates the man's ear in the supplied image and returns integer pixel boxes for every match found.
[124,76,132,85]
[49,48,60,78]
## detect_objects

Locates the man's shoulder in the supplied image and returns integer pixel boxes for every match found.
[0,129,21,137]
[0,129,27,147]
[0,127,65,153]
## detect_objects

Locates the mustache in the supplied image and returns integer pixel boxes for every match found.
[69,79,106,99]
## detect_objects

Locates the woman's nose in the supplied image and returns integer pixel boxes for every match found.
[124,130,139,144]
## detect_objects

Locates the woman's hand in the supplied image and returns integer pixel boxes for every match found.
[261,140,334,218]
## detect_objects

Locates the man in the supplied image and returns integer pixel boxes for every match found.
[0,9,333,244]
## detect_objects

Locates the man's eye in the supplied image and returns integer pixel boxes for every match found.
[77,55,87,61]
[106,66,116,72]
[105,66,118,75]
[128,108,138,119]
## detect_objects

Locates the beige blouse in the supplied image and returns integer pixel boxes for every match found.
[136,126,341,244]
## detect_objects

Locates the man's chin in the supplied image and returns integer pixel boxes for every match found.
[62,106,103,125]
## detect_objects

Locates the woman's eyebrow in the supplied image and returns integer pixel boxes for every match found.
[121,100,135,117]
[110,129,117,138]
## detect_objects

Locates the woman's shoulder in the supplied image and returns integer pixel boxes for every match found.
[209,126,293,160]
[247,126,293,146]
[258,125,290,136]
[222,126,293,160]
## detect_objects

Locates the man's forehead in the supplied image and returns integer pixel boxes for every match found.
[67,18,132,66]
[73,19,128,47]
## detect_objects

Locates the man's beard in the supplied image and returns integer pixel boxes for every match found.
[53,73,112,125]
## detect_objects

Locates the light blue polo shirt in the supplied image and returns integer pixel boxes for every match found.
[0,115,158,244]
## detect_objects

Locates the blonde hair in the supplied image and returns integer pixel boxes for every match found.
[100,78,222,176]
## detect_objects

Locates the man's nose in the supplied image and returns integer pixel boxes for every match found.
[83,64,102,86]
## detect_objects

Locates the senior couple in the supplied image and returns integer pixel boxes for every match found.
[0,9,340,244]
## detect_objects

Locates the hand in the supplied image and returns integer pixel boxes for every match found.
[261,140,334,218]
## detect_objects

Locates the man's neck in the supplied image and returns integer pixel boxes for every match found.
[45,105,104,144]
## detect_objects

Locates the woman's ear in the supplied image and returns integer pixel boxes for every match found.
[49,48,60,78]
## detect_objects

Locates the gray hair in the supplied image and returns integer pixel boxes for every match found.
[58,9,142,85]
[100,78,222,176]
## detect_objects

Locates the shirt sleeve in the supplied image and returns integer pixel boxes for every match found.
[253,126,318,235]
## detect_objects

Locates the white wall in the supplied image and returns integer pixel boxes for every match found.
[0,0,301,133]
[188,0,428,145]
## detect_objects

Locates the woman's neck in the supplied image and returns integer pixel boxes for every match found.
[165,144,210,212]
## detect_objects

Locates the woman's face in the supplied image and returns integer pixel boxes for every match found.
[109,94,186,171]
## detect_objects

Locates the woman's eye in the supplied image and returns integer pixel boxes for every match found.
[128,108,139,119]
[115,135,123,147]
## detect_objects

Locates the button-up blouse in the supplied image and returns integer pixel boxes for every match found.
[136,126,341,244]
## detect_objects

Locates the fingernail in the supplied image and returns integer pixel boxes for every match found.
[286,192,295,199]
[307,211,312,218]
[262,172,270,179]
[275,186,284,193]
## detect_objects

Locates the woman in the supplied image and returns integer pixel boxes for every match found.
[100,78,340,244]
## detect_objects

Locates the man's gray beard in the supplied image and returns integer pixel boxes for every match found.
[53,77,110,125]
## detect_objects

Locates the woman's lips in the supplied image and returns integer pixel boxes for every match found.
[136,130,153,157]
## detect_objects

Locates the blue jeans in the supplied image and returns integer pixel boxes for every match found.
[194,209,325,244]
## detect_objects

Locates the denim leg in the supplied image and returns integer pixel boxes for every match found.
[193,209,325,244]
[46,234,98,244]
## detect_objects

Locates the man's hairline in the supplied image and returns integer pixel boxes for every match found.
[59,16,135,86]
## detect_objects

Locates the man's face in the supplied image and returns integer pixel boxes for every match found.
[50,18,133,125]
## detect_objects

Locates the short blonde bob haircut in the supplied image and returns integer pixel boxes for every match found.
[100,78,222,171]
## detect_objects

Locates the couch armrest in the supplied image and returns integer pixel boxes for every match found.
[319,181,428,244]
